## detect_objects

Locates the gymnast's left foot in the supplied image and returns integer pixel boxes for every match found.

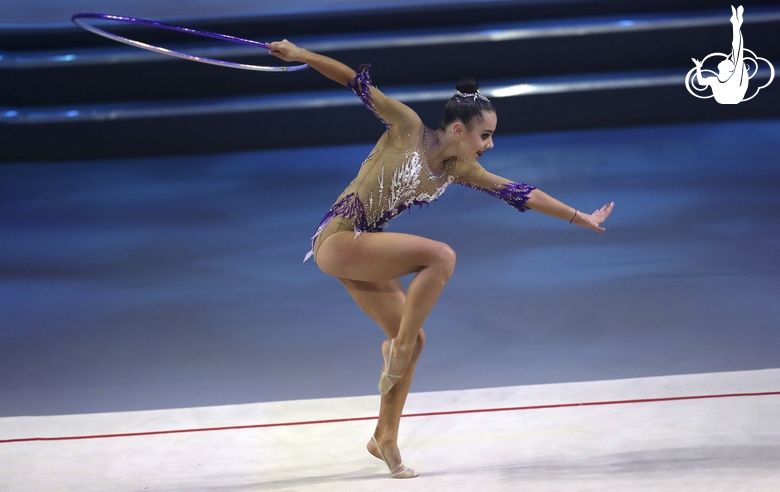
[367,434,418,479]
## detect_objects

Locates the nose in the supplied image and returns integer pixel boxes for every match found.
[487,138,494,149]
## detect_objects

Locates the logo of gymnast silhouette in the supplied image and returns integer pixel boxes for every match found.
[685,5,774,104]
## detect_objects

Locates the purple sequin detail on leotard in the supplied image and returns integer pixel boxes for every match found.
[371,197,433,230]
[348,64,390,130]
[304,193,366,262]
[303,193,437,262]
[461,181,536,212]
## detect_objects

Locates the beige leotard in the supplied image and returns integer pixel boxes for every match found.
[305,66,536,263]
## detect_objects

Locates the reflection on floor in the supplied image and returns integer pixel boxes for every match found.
[1,370,778,491]
[1,119,779,417]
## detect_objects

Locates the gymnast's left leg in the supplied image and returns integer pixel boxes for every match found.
[339,277,424,478]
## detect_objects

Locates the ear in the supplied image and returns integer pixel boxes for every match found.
[452,121,465,137]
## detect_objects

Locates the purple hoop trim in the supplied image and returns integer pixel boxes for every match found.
[71,13,309,72]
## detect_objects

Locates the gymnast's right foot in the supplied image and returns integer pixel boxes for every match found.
[367,434,418,479]
[378,339,410,394]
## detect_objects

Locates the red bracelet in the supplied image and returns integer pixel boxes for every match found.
[569,209,577,224]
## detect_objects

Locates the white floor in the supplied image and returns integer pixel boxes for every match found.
[2,369,779,491]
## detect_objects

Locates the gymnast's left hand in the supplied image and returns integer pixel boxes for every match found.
[267,39,305,62]
[573,202,614,233]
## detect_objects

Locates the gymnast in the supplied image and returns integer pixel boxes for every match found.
[269,39,614,479]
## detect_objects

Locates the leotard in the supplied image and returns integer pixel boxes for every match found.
[305,65,536,262]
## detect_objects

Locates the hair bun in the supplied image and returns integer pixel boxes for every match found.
[456,77,479,93]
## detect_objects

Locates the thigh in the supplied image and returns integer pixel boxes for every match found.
[317,231,455,282]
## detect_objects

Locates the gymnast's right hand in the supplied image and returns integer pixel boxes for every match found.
[267,40,304,62]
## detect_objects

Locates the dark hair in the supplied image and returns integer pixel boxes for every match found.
[438,78,495,131]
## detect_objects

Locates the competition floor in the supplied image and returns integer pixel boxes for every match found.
[2,370,779,491]
[2,119,780,489]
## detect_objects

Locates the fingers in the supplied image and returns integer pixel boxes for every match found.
[592,202,614,217]
[602,202,615,217]
[573,202,613,233]
[587,217,605,233]
[267,39,291,48]
[266,39,296,60]
[587,202,614,232]
[267,41,286,52]
[266,41,281,56]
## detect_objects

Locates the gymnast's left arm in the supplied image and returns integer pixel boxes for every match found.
[456,161,615,233]
[526,188,614,233]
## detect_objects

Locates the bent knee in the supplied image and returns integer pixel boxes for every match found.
[433,242,457,279]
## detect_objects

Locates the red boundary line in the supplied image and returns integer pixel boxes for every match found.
[2,390,778,444]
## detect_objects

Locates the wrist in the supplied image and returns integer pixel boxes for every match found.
[296,48,314,64]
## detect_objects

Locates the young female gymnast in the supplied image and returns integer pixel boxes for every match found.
[269,40,614,479]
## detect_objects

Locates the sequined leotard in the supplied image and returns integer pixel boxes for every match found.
[305,66,536,262]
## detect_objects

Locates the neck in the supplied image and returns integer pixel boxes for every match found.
[428,128,460,167]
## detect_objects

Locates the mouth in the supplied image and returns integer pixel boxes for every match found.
[477,151,483,157]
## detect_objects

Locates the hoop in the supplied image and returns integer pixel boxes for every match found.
[71,13,309,72]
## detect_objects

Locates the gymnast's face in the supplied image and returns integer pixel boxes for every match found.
[459,110,496,160]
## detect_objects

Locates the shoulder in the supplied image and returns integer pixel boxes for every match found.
[449,158,485,183]
[373,87,423,127]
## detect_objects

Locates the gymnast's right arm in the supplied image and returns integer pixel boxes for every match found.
[267,40,355,86]
[267,40,422,142]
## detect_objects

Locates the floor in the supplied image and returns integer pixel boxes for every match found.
[2,370,779,490]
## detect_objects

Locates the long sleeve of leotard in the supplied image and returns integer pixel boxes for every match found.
[349,64,422,144]
[454,159,536,212]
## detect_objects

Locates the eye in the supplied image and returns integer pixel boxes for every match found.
[481,134,489,140]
